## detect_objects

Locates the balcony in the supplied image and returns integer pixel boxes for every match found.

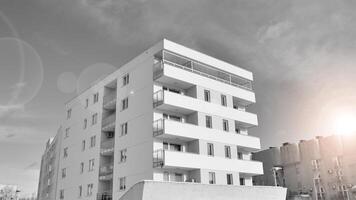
[153,90,258,127]
[103,92,117,110]
[153,119,260,151]
[99,165,113,181]
[153,149,263,176]
[153,59,255,105]
[97,192,112,200]
[100,139,114,156]
[102,113,116,131]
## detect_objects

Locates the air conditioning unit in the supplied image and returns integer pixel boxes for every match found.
[107,132,114,138]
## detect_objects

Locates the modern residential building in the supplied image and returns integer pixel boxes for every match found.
[37,39,286,200]
[37,128,63,200]
[253,134,356,200]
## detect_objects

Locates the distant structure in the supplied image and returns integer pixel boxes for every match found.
[37,39,286,200]
[0,184,19,200]
[253,134,356,200]
[37,128,63,200]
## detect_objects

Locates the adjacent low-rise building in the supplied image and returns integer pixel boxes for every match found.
[253,134,356,200]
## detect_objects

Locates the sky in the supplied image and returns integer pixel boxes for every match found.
[1,0,356,197]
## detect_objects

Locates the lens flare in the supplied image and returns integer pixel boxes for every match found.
[333,113,356,135]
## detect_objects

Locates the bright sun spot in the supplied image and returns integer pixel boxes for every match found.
[333,113,356,135]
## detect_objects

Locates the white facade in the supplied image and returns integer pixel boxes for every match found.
[43,39,262,200]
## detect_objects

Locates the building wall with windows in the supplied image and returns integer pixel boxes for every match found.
[39,39,264,200]
[253,134,356,200]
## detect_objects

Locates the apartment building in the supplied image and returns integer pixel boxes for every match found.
[253,134,356,200]
[37,128,63,200]
[38,39,265,200]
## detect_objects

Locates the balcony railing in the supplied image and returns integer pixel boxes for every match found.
[153,90,164,107]
[97,192,112,200]
[154,58,253,91]
[100,139,114,155]
[99,173,113,181]
[153,119,164,136]
[102,113,116,130]
[99,164,113,175]
[153,149,165,168]
[103,92,117,109]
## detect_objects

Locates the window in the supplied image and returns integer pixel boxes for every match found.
[67,109,72,119]
[90,136,96,148]
[169,143,182,151]
[227,174,233,185]
[79,185,82,197]
[237,151,243,160]
[119,177,126,190]
[205,116,212,128]
[85,98,89,108]
[120,149,127,163]
[87,184,93,196]
[82,140,85,151]
[163,171,169,181]
[209,172,216,184]
[61,168,66,178]
[221,95,227,106]
[223,120,229,132]
[93,92,99,103]
[92,113,98,125]
[207,143,214,156]
[122,73,129,86]
[121,122,128,136]
[65,128,70,138]
[63,147,68,158]
[59,189,64,200]
[89,159,94,171]
[204,90,210,102]
[80,162,84,174]
[83,119,87,129]
[239,178,245,185]
[225,146,231,158]
[121,97,129,111]
[235,127,240,134]
[174,173,183,182]
[163,142,169,150]
[312,159,320,170]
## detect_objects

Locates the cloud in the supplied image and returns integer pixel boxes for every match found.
[258,21,293,43]
[0,125,49,144]
[24,162,38,170]
[0,104,24,120]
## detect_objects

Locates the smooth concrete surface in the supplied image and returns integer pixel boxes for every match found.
[119,180,287,200]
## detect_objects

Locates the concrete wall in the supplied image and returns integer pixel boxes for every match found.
[119,180,287,200]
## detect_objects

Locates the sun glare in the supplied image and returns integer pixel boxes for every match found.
[333,113,356,135]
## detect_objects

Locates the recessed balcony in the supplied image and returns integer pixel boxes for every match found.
[153,90,258,127]
[153,58,255,105]
[102,113,116,132]
[100,139,114,156]
[103,92,117,110]
[153,119,260,151]
[153,149,263,176]
[99,164,113,181]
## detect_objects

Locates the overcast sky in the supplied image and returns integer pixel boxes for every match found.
[1,0,356,197]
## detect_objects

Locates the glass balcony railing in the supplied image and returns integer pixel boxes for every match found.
[102,113,116,128]
[99,164,113,175]
[153,90,164,107]
[100,139,114,155]
[103,92,117,108]
[153,149,165,168]
[153,55,253,91]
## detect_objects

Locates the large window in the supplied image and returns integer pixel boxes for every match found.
[78,185,82,197]
[122,73,130,86]
[209,172,216,184]
[119,177,126,190]
[85,98,89,108]
[61,168,66,178]
[67,109,72,119]
[83,119,87,129]
[225,146,231,159]
[80,162,84,174]
[239,178,245,185]
[227,174,233,185]
[121,97,129,111]
[63,147,68,158]
[206,116,212,128]
[82,140,85,151]
[93,92,99,103]
[87,184,93,196]
[204,90,211,102]
[207,143,214,156]
[65,128,70,138]
[59,189,64,200]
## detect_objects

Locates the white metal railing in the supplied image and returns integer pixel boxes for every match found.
[102,113,116,127]
[154,58,253,91]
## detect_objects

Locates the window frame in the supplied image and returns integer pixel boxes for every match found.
[204,90,211,102]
